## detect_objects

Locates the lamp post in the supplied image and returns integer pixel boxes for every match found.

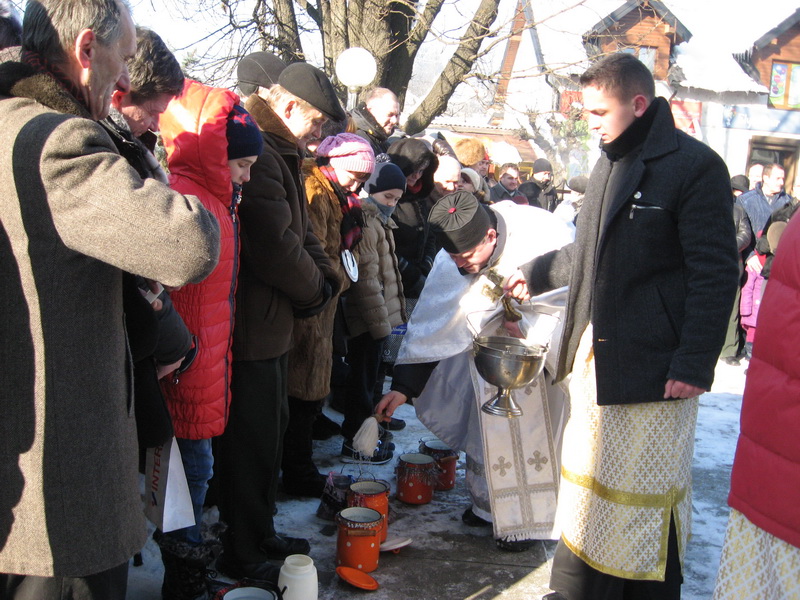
[335,47,377,111]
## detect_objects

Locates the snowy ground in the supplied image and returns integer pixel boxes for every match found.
[127,359,747,599]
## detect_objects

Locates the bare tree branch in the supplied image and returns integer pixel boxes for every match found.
[404,0,500,134]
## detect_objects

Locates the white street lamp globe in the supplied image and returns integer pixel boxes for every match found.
[335,47,377,90]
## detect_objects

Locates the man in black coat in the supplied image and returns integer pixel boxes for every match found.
[351,87,400,155]
[519,157,559,211]
[215,61,343,582]
[507,53,739,600]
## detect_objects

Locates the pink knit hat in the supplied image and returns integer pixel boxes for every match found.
[316,133,375,174]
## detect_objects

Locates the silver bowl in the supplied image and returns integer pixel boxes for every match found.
[472,336,547,417]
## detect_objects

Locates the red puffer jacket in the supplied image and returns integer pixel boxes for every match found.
[158,80,240,439]
[728,214,800,548]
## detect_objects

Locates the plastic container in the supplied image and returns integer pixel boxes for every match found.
[277,554,318,600]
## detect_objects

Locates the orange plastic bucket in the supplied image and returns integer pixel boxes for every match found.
[335,507,382,573]
[347,480,390,542]
[419,439,458,491]
[395,453,437,505]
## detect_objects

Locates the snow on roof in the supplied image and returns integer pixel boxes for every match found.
[672,38,768,94]
[665,0,798,55]
[529,0,625,77]
[527,0,797,93]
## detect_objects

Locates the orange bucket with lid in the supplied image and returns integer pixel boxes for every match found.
[335,507,382,573]
[419,439,459,491]
[395,453,438,505]
[347,480,390,542]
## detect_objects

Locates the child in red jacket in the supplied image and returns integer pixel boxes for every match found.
[156,80,263,599]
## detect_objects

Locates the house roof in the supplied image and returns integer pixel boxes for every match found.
[671,38,768,96]
[584,0,692,43]
[518,0,795,97]
[752,7,800,51]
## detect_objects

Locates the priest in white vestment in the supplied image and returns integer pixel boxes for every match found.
[376,192,573,551]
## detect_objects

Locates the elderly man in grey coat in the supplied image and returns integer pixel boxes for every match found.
[0,1,220,599]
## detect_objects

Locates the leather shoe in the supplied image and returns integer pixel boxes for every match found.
[384,417,406,431]
[462,507,492,528]
[259,534,310,560]
[215,551,280,584]
[496,537,537,552]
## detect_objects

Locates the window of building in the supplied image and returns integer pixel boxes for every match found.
[638,47,657,73]
[768,61,800,110]
[617,46,657,73]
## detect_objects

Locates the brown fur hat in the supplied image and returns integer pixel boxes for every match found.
[454,137,487,167]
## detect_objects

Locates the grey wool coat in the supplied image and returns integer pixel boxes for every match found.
[0,61,220,577]
[523,97,739,405]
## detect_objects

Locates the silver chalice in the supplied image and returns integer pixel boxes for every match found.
[472,336,547,417]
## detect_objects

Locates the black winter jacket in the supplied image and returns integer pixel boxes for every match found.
[522,97,739,405]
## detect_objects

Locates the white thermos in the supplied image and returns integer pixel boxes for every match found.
[278,554,318,600]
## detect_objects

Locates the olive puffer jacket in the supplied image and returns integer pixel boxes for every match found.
[343,199,407,339]
[159,80,242,439]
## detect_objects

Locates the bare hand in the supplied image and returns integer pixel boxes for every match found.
[504,270,530,302]
[664,379,706,399]
[140,279,164,311]
[157,359,183,380]
[375,391,408,421]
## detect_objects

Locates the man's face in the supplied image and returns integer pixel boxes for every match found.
[582,84,645,145]
[762,167,785,196]
[284,102,326,149]
[83,7,136,120]
[448,229,497,274]
[470,159,490,178]
[366,94,400,136]
[748,164,763,187]
[433,158,461,199]
[116,92,174,137]
[499,168,520,191]
[533,170,552,185]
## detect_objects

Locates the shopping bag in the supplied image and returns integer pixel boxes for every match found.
[316,471,355,521]
[144,438,195,532]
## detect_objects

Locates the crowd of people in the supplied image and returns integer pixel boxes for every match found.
[1,2,799,600]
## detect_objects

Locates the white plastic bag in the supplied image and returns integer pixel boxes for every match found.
[144,438,195,532]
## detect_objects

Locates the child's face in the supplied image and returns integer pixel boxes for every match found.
[334,166,371,193]
[371,189,403,207]
[228,156,258,185]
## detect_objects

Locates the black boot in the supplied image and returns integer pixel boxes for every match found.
[154,530,215,600]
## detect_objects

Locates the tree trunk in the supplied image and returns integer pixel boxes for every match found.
[273,0,305,62]
[403,0,500,134]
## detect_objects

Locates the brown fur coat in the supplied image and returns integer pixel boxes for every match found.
[287,161,351,400]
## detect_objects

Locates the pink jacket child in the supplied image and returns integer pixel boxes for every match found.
[740,253,766,344]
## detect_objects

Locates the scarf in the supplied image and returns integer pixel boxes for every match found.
[601,98,659,161]
[366,196,396,222]
[320,165,364,251]
[407,179,423,196]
